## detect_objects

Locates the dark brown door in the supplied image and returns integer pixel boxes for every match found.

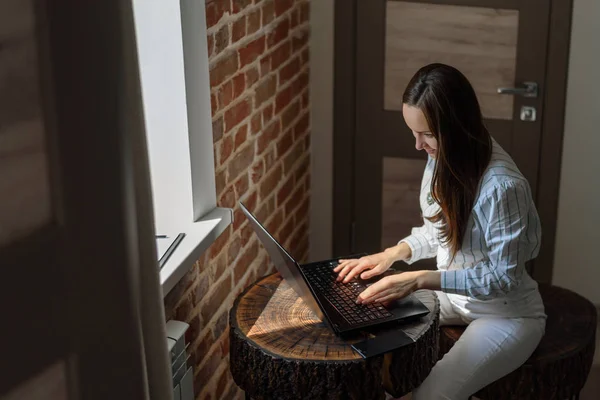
[351,0,551,271]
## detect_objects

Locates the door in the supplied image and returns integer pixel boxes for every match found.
[352,0,550,272]
[0,0,171,399]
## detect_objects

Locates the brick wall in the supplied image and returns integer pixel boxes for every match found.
[164,1,311,399]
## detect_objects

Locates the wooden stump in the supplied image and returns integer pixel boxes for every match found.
[229,273,440,400]
[440,285,598,399]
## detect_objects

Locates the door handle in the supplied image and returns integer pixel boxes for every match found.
[497,82,538,98]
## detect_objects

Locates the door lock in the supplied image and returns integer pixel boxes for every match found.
[520,106,536,122]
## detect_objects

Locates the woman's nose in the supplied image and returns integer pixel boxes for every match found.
[415,136,424,150]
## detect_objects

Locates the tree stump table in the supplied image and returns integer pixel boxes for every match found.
[439,285,597,399]
[229,273,440,400]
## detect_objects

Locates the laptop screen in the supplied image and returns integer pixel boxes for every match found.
[239,202,325,321]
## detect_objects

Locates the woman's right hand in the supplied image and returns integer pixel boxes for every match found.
[333,244,410,283]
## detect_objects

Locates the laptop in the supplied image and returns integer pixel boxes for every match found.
[239,202,430,335]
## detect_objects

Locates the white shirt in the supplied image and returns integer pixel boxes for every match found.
[400,140,546,319]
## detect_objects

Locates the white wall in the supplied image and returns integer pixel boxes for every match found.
[309,0,334,261]
[552,0,600,305]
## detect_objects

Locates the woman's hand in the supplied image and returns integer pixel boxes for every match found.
[357,270,442,304]
[333,243,411,283]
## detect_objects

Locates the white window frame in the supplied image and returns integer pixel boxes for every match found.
[132,0,231,296]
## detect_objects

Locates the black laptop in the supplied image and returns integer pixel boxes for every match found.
[239,202,430,335]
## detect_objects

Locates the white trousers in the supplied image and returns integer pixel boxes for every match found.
[412,291,545,400]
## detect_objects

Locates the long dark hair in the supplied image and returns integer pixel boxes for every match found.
[403,63,492,258]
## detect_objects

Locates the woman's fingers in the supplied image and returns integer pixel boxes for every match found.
[333,259,354,273]
[360,264,385,279]
[356,277,394,302]
[358,287,397,304]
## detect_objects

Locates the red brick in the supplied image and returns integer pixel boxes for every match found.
[292,28,309,52]
[260,55,271,77]
[228,143,255,182]
[283,140,303,174]
[220,330,230,357]
[294,155,309,183]
[241,223,254,246]
[300,1,310,23]
[227,235,242,265]
[232,17,246,44]
[262,0,275,26]
[292,70,309,96]
[266,209,284,235]
[214,24,230,56]
[264,147,277,170]
[247,8,261,34]
[274,85,292,115]
[301,48,309,64]
[259,164,282,200]
[218,80,234,109]
[210,51,239,87]
[277,173,294,206]
[290,9,300,29]
[219,184,236,208]
[251,159,264,183]
[293,111,309,139]
[233,73,246,98]
[200,271,232,322]
[296,197,309,223]
[234,241,259,283]
[224,98,251,133]
[239,35,266,67]
[304,133,310,151]
[275,0,293,16]
[256,188,275,220]
[232,0,252,13]
[255,75,277,108]
[285,184,304,216]
[191,330,214,369]
[219,135,233,165]
[267,17,290,48]
[289,223,307,255]
[207,34,214,58]
[210,93,218,115]
[245,190,258,211]
[250,113,262,135]
[174,292,193,323]
[270,40,291,69]
[212,116,224,142]
[279,215,295,242]
[277,129,293,158]
[216,366,229,397]
[257,119,280,155]
[263,103,274,124]
[234,124,248,150]
[215,168,226,197]
[301,89,309,109]
[212,310,229,340]
[279,56,300,85]
[206,1,230,28]
[246,67,259,88]
[208,226,231,260]
[193,273,210,308]
[233,207,245,230]
[281,100,300,129]
[234,172,249,197]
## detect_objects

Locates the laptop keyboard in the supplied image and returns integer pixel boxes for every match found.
[304,262,393,326]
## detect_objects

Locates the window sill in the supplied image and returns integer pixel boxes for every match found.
[160,207,232,296]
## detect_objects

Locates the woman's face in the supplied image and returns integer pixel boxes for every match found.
[402,104,438,158]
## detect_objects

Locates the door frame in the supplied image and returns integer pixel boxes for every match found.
[333,0,573,284]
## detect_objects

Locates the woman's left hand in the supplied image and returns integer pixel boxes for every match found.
[356,271,422,305]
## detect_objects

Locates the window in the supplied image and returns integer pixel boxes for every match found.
[132,0,231,295]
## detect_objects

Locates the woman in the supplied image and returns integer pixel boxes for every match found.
[334,63,546,399]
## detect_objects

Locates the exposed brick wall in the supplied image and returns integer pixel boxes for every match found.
[164,1,311,399]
